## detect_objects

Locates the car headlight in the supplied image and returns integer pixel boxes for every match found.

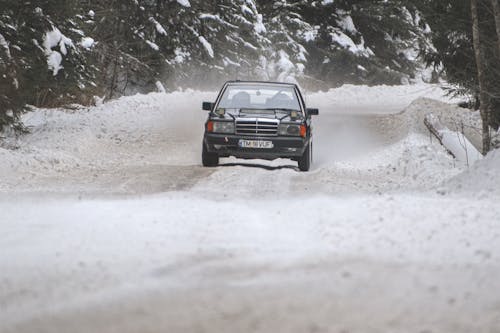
[278,123,305,137]
[212,121,235,134]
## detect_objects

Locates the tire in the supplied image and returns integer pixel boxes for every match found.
[202,142,219,167]
[298,141,311,172]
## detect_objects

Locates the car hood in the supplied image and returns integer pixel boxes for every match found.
[220,108,304,122]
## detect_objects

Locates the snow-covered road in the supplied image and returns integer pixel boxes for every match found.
[1,85,499,333]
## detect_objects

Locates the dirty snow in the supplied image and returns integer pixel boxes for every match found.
[1,84,499,333]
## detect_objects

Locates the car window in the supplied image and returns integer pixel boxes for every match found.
[218,85,301,111]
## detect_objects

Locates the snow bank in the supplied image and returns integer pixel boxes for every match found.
[0,83,487,196]
[0,90,215,192]
[424,113,482,165]
[307,84,463,114]
[444,149,500,196]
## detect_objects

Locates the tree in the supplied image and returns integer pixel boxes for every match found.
[1,0,96,129]
[472,0,492,153]
[416,0,500,153]
[3,0,478,131]
[492,0,500,56]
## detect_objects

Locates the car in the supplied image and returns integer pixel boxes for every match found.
[201,81,319,171]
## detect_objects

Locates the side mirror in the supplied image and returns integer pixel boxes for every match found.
[202,102,214,111]
[306,108,319,116]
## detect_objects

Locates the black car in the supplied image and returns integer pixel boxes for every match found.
[201,81,319,171]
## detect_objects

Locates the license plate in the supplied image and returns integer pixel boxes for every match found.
[238,139,274,149]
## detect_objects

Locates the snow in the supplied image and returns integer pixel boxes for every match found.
[243,41,258,50]
[176,0,191,7]
[0,33,11,59]
[337,12,357,33]
[155,81,166,93]
[42,27,74,76]
[276,50,298,83]
[254,14,266,34]
[80,37,95,49]
[331,30,371,57]
[302,25,319,42]
[149,17,167,36]
[307,83,464,115]
[145,40,159,51]
[198,36,214,58]
[1,84,499,332]
[425,113,482,165]
[241,4,253,16]
[445,149,500,197]
[47,51,63,76]
[441,129,482,164]
[223,57,241,67]
[173,48,190,63]
[357,64,367,72]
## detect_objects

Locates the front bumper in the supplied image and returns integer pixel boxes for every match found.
[204,133,308,160]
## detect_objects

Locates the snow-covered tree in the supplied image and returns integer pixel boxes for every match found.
[258,0,311,83]
[298,0,432,87]
[0,0,460,130]
[415,0,500,151]
[1,1,96,128]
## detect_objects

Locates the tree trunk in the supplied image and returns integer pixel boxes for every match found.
[492,0,500,55]
[491,0,500,131]
[471,0,491,154]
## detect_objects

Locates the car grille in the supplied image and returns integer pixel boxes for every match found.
[235,118,278,136]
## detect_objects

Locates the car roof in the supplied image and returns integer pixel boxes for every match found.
[224,80,298,88]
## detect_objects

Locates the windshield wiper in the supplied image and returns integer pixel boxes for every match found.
[264,108,300,112]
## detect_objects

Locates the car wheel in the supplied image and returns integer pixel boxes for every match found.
[298,141,311,172]
[202,142,219,167]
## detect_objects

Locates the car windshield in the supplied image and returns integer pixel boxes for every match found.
[218,84,301,111]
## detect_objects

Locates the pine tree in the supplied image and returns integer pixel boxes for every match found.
[258,0,311,83]
[2,0,477,132]
[1,0,96,129]
[416,0,500,151]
